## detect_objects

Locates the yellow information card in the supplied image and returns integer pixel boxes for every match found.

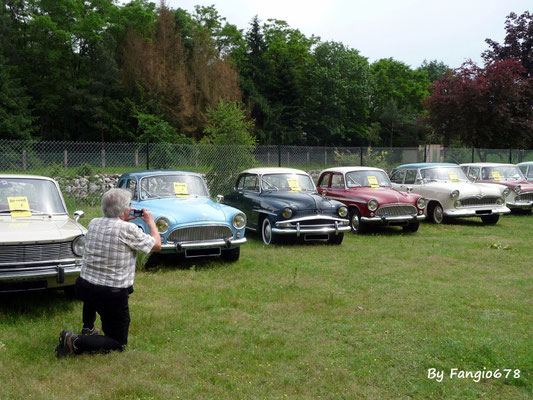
[491,171,502,181]
[7,196,31,218]
[367,176,379,188]
[286,178,301,192]
[173,182,189,197]
[448,173,459,182]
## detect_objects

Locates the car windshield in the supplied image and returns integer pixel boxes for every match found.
[0,178,66,215]
[480,166,525,182]
[262,173,316,192]
[140,175,209,199]
[420,167,469,182]
[345,170,391,188]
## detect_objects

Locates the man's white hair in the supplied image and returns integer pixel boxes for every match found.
[102,188,132,218]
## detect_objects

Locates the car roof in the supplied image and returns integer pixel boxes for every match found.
[240,167,308,175]
[119,170,203,179]
[321,166,384,174]
[0,174,56,182]
[460,162,515,167]
[517,161,533,166]
[393,163,458,170]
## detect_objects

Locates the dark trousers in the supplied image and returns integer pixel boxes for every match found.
[74,277,131,353]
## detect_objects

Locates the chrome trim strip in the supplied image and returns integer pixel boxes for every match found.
[0,263,80,280]
[272,226,351,235]
[361,215,425,223]
[0,258,78,267]
[161,237,247,250]
[444,206,511,217]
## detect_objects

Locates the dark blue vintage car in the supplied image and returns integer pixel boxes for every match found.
[223,168,350,245]
[117,170,247,261]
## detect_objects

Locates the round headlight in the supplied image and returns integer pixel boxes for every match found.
[281,207,293,219]
[496,198,504,205]
[156,217,170,234]
[367,199,378,211]
[514,185,521,194]
[233,213,246,229]
[502,187,511,197]
[338,206,348,217]
[416,197,426,209]
[454,200,462,208]
[72,235,85,257]
[451,190,460,199]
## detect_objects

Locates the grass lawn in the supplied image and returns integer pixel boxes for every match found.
[0,210,531,399]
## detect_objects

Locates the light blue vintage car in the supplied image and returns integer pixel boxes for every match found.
[117,170,246,261]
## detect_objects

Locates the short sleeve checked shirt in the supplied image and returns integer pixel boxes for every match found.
[80,217,156,288]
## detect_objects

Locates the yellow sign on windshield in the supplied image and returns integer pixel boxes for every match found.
[367,176,379,188]
[286,178,301,192]
[448,173,460,182]
[7,196,31,218]
[491,171,502,181]
[173,182,189,197]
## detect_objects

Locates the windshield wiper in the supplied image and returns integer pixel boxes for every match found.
[0,208,52,216]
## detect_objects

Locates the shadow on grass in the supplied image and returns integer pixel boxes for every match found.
[0,289,78,318]
[143,253,227,271]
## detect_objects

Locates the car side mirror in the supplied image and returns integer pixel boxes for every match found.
[73,210,85,222]
[216,195,224,203]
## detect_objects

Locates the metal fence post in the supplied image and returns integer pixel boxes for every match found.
[135,149,139,167]
[324,148,327,165]
[64,149,68,168]
[22,150,27,170]
[471,148,475,163]
[360,147,363,166]
[101,148,106,168]
[509,149,512,164]
[306,151,309,165]
[278,145,281,167]
[146,141,150,170]
[424,145,427,163]
[267,151,270,166]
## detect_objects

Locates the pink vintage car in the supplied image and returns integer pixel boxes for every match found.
[317,167,426,233]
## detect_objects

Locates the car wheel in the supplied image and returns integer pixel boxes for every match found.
[261,217,276,245]
[402,221,420,233]
[221,247,240,262]
[429,203,444,224]
[481,214,500,225]
[328,232,344,245]
[349,209,365,233]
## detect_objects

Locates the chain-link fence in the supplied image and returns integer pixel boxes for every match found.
[1,139,532,205]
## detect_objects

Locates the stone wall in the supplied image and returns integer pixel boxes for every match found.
[56,174,120,199]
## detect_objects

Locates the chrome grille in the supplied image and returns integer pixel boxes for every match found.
[459,197,499,207]
[0,242,75,267]
[296,219,337,226]
[375,205,416,217]
[167,225,232,243]
[516,192,533,202]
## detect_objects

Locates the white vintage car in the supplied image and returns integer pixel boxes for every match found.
[390,163,510,224]
[461,163,533,211]
[0,175,86,294]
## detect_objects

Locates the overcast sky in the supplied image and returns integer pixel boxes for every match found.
[163,0,531,69]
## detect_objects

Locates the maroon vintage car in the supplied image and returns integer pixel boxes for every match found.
[317,167,426,233]
[460,163,533,212]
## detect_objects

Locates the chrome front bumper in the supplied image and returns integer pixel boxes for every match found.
[445,206,511,217]
[0,260,81,291]
[506,201,533,209]
[161,237,247,251]
[273,216,351,236]
[361,215,425,224]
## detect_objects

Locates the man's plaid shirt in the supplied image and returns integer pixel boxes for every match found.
[80,217,155,288]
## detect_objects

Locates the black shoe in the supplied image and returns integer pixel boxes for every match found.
[55,330,77,358]
[81,327,101,336]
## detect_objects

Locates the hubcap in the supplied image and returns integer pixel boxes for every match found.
[434,206,443,223]
[263,219,272,244]
[351,213,360,232]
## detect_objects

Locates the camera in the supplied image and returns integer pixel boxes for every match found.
[130,209,143,218]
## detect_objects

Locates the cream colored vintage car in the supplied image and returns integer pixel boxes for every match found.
[0,175,86,293]
[390,163,510,224]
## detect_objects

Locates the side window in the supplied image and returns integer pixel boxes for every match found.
[318,173,331,188]
[468,167,480,181]
[243,175,259,192]
[519,166,527,175]
[117,179,126,188]
[126,179,137,200]
[236,175,245,190]
[331,173,344,189]
[390,169,405,184]
[527,167,533,179]
[404,170,417,184]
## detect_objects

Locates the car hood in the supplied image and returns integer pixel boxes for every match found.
[478,180,533,192]
[0,215,86,244]
[260,191,339,211]
[138,197,236,225]
[425,181,504,198]
[346,187,419,203]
